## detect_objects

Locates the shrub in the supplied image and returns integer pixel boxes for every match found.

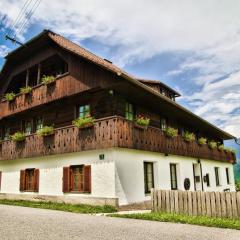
[165,127,178,138]
[20,86,32,95]
[72,117,95,128]
[5,92,16,102]
[198,137,207,145]
[218,144,225,151]
[41,75,55,85]
[135,115,150,127]
[183,131,195,142]
[208,141,217,149]
[37,126,54,137]
[11,132,26,142]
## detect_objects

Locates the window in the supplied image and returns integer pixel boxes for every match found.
[125,102,134,121]
[63,165,91,193]
[144,162,154,194]
[160,118,167,130]
[79,105,90,118]
[4,127,10,140]
[20,169,39,192]
[226,168,230,184]
[214,167,220,186]
[35,118,44,132]
[170,163,178,190]
[24,120,33,135]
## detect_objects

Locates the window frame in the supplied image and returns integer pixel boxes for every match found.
[214,167,220,186]
[160,118,167,131]
[226,168,230,184]
[78,104,91,119]
[25,168,35,191]
[144,162,154,194]
[35,117,44,132]
[170,163,178,190]
[3,127,10,140]
[24,120,33,135]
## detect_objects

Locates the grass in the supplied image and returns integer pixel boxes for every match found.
[109,212,240,230]
[0,199,117,214]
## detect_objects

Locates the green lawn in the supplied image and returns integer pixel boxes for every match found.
[0,199,117,214]
[110,212,240,230]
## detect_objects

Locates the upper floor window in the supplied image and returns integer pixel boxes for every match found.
[4,127,10,140]
[160,118,167,131]
[214,167,220,186]
[36,118,44,132]
[24,120,33,135]
[125,102,134,121]
[79,105,90,118]
[170,163,178,190]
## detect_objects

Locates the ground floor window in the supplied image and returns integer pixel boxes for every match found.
[226,168,230,184]
[144,162,154,194]
[63,165,91,193]
[170,163,178,190]
[214,167,220,186]
[20,168,39,192]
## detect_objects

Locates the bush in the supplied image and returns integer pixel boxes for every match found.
[165,127,178,138]
[20,86,32,94]
[5,92,16,102]
[37,126,54,137]
[135,115,150,127]
[41,75,55,85]
[72,117,95,128]
[198,137,207,145]
[208,141,217,149]
[11,132,26,142]
[236,182,240,191]
[183,131,195,142]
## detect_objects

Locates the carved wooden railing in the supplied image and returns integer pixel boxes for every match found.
[0,116,236,163]
[0,73,90,118]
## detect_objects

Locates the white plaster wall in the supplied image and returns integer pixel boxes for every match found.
[113,148,235,205]
[0,149,116,198]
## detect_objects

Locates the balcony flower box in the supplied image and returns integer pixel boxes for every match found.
[20,86,33,95]
[4,92,16,102]
[183,131,195,143]
[11,132,26,142]
[198,137,207,146]
[134,115,150,130]
[41,75,56,86]
[72,116,95,129]
[208,141,217,149]
[37,126,55,137]
[164,127,178,138]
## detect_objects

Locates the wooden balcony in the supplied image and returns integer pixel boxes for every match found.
[0,116,236,162]
[0,73,89,118]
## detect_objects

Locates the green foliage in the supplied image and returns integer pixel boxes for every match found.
[235,181,240,191]
[72,117,95,128]
[11,132,26,142]
[110,212,240,230]
[183,131,195,142]
[225,148,237,154]
[0,199,117,214]
[218,144,225,151]
[41,75,55,85]
[208,141,217,149]
[20,86,33,94]
[4,92,16,102]
[165,127,178,138]
[198,137,207,145]
[135,115,150,127]
[37,126,54,137]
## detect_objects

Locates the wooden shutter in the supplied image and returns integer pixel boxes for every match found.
[83,165,91,193]
[34,169,39,192]
[20,170,26,192]
[62,167,70,193]
[0,171,2,191]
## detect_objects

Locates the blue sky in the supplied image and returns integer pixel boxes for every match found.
[0,0,239,157]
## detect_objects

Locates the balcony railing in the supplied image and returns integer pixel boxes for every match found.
[0,116,236,163]
[0,73,89,118]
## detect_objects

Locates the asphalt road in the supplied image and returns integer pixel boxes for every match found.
[0,205,239,240]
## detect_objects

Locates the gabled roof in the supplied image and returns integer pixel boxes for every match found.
[1,30,235,140]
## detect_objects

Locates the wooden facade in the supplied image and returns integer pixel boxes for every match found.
[0,30,236,163]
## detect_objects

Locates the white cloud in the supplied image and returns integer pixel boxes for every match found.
[0,0,239,137]
[0,45,9,57]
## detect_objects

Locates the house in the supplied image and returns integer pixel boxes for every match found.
[0,30,236,206]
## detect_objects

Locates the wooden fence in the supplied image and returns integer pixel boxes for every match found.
[151,189,240,219]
